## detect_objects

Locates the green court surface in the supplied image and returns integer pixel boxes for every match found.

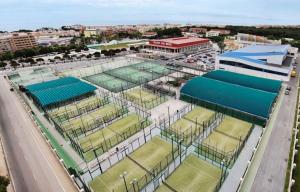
[89,157,147,192]
[108,67,138,76]
[129,136,172,170]
[125,88,158,102]
[214,116,252,141]
[123,88,166,109]
[49,96,106,122]
[132,62,162,70]
[170,118,200,134]
[131,62,170,75]
[84,73,137,92]
[60,103,123,132]
[156,154,221,192]
[89,137,172,192]
[79,114,148,161]
[107,67,156,83]
[183,106,215,124]
[202,131,241,154]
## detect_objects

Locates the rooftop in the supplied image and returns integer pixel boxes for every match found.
[203,70,282,93]
[150,37,209,45]
[180,76,278,120]
[26,77,96,107]
[236,44,289,54]
[220,44,290,65]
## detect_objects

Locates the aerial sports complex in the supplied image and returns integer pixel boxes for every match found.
[6,56,284,192]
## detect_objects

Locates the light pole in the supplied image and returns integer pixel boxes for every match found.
[168,106,171,127]
[221,161,224,183]
[179,139,183,163]
[120,171,129,192]
[130,178,138,192]
[171,134,175,160]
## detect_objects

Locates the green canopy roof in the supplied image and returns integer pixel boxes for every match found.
[26,77,96,107]
[181,77,277,119]
[203,70,282,93]
[26,77,80,92]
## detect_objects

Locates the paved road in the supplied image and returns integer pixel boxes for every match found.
[0,75,77,192]
[250,57,299,192]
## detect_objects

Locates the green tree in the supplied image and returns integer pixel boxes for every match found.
[93,52,101,58]
[0,62,7,68]
[0,176,10,192]
[10,60,19,68]
[36,58,44,62]
[217,41,226,53]
[0,52,13,61]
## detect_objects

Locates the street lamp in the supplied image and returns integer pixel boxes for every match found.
[179,139,183,163]
[130,178,138,192]
[171,134,175,160]
[120,171,129,192]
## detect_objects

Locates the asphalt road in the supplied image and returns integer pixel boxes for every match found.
[0,75,77,192]
[250,56,299,192]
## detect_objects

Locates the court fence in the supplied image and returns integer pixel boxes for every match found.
[121,86,168,110]
[48,96,110,124]
[158,104,224,146]
[194,123,255,168]
[52,105,129,137]
[67,115,152,162]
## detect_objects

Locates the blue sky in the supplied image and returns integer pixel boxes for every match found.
[1,0,299,31]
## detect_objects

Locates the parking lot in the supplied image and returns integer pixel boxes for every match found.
[161,47,219,71]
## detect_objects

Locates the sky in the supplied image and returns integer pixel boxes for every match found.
[1,0,300,31]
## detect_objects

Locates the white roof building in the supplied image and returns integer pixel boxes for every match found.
[215,44,298,81]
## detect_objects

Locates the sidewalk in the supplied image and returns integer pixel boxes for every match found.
[0,137,14,192]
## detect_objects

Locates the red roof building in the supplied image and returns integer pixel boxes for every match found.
[146,37,211,53]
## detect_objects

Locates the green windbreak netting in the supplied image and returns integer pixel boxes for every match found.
[26,77,80,92]
[203,70,282,93]
[180,77,277,119]
[31,81,96,107]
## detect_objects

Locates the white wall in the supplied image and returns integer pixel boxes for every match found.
[216,63,290,81]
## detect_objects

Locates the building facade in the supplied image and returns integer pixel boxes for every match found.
[0,33,37,53]
[206,31,220,37]
[146,37,211,53]
[0,37,13,53]
[10,33,37,51]
[237,33,281,48]
[215,44,298,81]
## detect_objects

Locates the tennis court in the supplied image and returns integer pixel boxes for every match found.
[123,88,167,109]
[89,136,172,192]
[202,131,241,154]
[84,73,136,92]
[163,106,215,145]
[214,116,252,141]
[60,103,125,132]
[49,96,107,122]
[131,62,171,75]
[183,106,215,124]
[105,66,158,84]
[156,154,221,192]
[202,116,252,154]
[79,114,150,161]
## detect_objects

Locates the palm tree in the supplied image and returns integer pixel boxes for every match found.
[217,41,226,54]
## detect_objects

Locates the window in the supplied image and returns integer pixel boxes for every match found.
[220,60,288,76]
